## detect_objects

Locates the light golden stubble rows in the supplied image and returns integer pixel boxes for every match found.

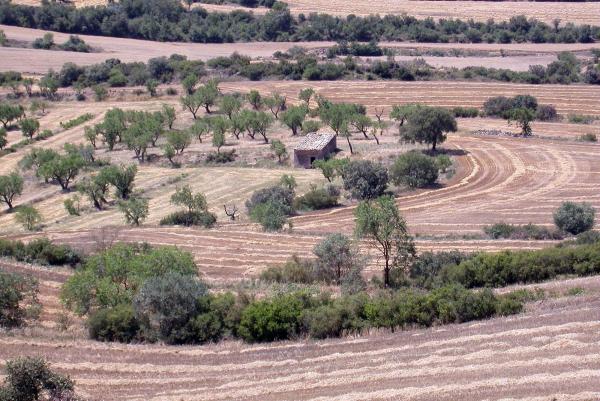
[220,81,600,117]
[1,259,600,401]
[9,0,600,25]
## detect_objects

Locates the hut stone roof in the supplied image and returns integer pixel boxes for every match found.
[294,133,336,151]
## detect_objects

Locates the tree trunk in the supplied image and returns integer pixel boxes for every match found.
[384,257,390,287]
[204,105,211,114]
[432,138,437,152]
[346,137,353,154]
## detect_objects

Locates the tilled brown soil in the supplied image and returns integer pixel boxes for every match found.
[1,257,599,401]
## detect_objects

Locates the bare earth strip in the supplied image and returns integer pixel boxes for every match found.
[1,257,599,401]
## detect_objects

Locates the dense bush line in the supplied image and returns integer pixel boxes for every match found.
[0,238,82,267]
[483,222,564,240]
[0,1,598,44]
[440,241,600,288]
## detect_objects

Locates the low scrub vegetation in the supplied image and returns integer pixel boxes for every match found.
[0,270,40,329]
[0,238,82,267]
[440,241,600,288]
[483,222,564,240]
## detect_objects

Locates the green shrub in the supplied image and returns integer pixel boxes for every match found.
[495,296,524,316]
[579,133,597,142]
[293,184,339,211]
[249,200,288,231]
[133,272,209,344]
[238,292,314,342]
[0,238,82,267]
[88,304,140,343]
[553,201,595,235]
[0,270,39,328]
[342,160,388,200]
[206,149,237,163]
[451,107,479,118]
[440,242,600,289]
[260,255,316,284]
[390,151,439,188]
[410,251,473,289]
[159,210,217,228]
[61,243,198,314]
[60,113,94,130]
[483,222,563,240]
[568,114,597,124]
[0,357,78,401]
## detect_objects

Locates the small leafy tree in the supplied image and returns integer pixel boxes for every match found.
[162,104,176,129]
[270,139,288,163]
[15,205,42,231]
[167,130,192,154]
[146,79,159,97]
[313,233,362,284]
[93,84,108,101]
[103,164,137,199]
[312,158,348,182]
[100,108,126,150]
[39,74,59,98]
[63,195,81,216]
[0,172,23,210]
[180,92,203,119]
[196,79,219,113]
[181,74,198,95]
[20,118,40,140]
[354,196,415,287]
[0,102,24,129]
[401,106,457,151]
[508,107,535,136]
[123,118,154,162]
[299,88,314,108]
[163,144,178,167]
[247,90,262,110]
[171,185,208,213]
[220,95,242,119]
[77,173,110,210]
[553,201,596,235]
[342,160,388,200]
[84,125,99,148]
[189,119,210,143]
[118,196,149,226]
[38,153,85,190]
[281,105,307,136]
[264,92,287,119]
[390,103,422,129]
[350,113,373,139]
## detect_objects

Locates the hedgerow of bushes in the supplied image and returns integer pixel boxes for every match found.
[0,238,82,267]
[440,241,600,288]
[2,1,597,44]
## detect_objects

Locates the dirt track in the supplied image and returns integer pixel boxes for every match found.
[1,258,599,401]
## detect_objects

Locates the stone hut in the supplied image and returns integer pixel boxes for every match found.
[293,133,337,168]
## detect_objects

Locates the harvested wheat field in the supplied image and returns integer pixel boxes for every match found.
[286,0,600,25]
[221,80,600,116]
[11,0,600,24]
[1,258,599,401]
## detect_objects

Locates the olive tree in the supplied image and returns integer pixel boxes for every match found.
[118,196,149,226]
[313,233,362,284]
[354,195,415,287]
[401,106,457,151]
[0,172,23,210]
